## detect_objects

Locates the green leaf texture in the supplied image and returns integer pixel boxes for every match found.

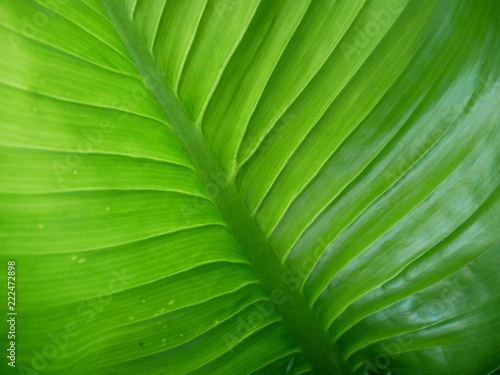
[0,0,499,374]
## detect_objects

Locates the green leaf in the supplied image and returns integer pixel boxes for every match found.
[0,0,499,374]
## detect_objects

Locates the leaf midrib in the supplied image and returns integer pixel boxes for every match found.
[101,2,347,374]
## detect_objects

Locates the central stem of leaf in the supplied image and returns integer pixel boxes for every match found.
[102,2,348,374]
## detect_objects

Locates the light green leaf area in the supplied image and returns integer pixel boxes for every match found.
[0,0,499,374]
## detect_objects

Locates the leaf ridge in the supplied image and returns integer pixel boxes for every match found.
[233,0,382,174]
[330,186,500,340]
[172,0,209,93]
[31,0,133,62]
[193,1,263,127]
[309,119,496,307]
[149,0,168,53]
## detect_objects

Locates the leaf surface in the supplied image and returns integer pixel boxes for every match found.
[0,1,499,374]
